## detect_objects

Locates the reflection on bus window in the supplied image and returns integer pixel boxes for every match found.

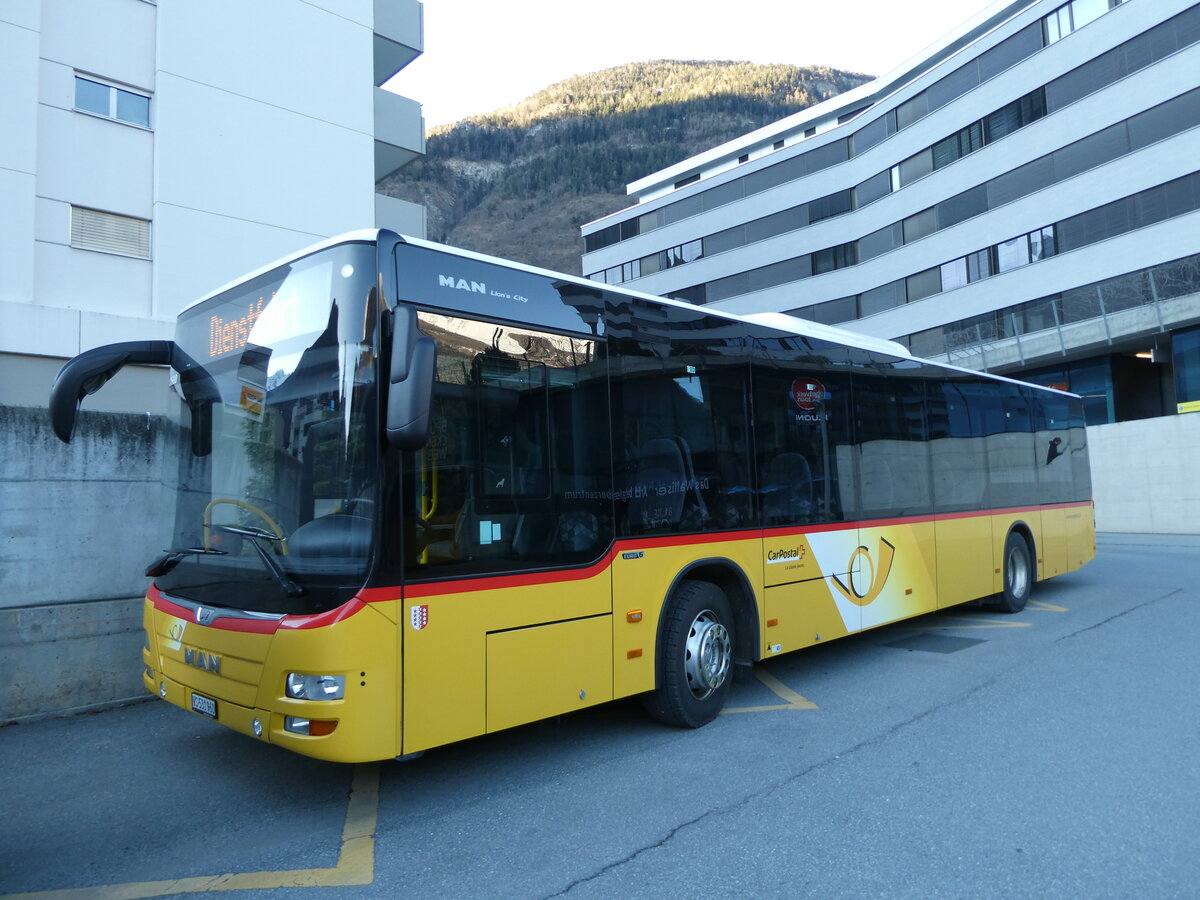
[405,314,610,577]
[753,366,853,527]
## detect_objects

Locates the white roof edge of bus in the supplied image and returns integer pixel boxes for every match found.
[180,229,386,314]
[737,312,910,357]
[400,235,1081,398]
[177,230,1078,399]
[395,234,916,358]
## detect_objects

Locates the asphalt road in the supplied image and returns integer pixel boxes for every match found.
[2,533,1197,899]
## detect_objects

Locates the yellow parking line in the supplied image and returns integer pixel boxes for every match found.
[722,703,795,715]
[754,668,819,708]
[6,764,380,899]
[923,616,1032,629]
[723,667,819,715]
[1027,599,1069,612]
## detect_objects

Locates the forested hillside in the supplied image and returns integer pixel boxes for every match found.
[377,60,871,274]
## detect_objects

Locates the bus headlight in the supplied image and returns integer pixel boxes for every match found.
[286,673,345,700]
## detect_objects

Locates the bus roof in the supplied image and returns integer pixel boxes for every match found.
[182,229,1077,399]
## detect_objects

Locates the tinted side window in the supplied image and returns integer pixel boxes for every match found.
[980,381,1038,508]
[608,300,753,536]
[853,373,932,518]
[928,380,987,513]
[1034,392,1076,504]
[752,339,856,527]
[409,316,611,577]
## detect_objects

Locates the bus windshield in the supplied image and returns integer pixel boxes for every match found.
[154,242,380,615]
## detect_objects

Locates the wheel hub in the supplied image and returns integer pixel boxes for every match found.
[1008,545,1030,598]
[684,610,731,700]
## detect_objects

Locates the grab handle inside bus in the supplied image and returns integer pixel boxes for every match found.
[386,307,436,450]
[49,340,217,455]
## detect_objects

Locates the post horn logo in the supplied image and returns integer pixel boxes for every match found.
[832,538,896,607]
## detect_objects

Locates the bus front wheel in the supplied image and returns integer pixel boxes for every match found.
[643,580,735,728]
[992,531,1033,614]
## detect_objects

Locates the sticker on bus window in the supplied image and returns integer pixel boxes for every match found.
[789,379,826,411]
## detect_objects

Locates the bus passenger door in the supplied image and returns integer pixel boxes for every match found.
[398,313,614,753]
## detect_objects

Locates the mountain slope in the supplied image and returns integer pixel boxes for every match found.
[378,60,872,275]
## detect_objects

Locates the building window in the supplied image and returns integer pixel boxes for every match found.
[70,206,151,258]
[996,235,1032,273]
[74,75,151,128]
[965,249,993,283]
[940,258,969,292]
[1044,0,1122,45]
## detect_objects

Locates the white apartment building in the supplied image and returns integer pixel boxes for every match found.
[582,0,1200,426]
[0,0,425,406]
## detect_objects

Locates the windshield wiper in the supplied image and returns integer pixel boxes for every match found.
[213,524,305,597]
[146,546,226,577]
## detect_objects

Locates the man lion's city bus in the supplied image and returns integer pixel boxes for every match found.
[50,231,1094,763]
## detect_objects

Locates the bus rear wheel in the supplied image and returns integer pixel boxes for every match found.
[643,580,735,728]
[992,531,1033,614]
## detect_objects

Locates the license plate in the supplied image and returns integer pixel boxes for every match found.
[191,692,217,719]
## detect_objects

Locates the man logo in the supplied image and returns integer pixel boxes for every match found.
[832,538,896,606]
[183,646,221,674]
[439,274,486,294]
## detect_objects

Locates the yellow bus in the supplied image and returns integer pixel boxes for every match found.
[49,231,1094,762]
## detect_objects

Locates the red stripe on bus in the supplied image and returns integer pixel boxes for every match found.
[147,585,372,633]
[148,586,280,634]
[403,502,1092,599]
[403,548,620,599]
[149,500,1093,615]
[279,598,371,630]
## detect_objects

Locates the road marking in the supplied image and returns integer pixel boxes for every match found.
[7,764,380,899]
[1027,599,1068,612]
[723,667,818,714]
[915,616,1032,630]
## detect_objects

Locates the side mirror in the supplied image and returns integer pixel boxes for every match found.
[386,308,436,450]
[49,341,175,443]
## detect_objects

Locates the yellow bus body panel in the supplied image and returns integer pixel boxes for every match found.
[1039,507,1069,578]
[610,535,762,700]
[402,565,611,754]
[486,616,612,733]
[935,515,994,607]
[765,577,852,654]
[1066,503,1096,573]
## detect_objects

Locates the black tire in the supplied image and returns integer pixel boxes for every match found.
[992,531,1033,613]
[643,580,735,728]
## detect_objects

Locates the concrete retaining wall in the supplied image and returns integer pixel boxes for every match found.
[1087,413,1200,534]
[1,404,169,721]
[1,598,145,721]
[1,405,173,606]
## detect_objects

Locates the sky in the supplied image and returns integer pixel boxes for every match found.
[387,0,1005,129]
